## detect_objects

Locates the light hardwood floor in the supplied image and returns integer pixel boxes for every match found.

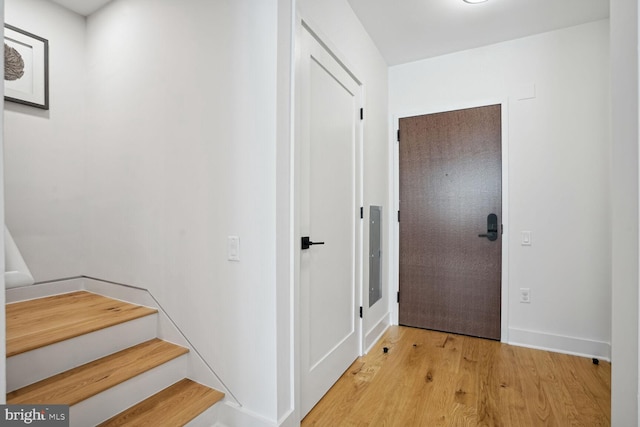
[302,326,610,426]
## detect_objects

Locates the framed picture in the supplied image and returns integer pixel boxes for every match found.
[4,24,49,110]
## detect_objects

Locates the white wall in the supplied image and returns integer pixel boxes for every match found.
[297,0,390,352]
[610,0,639,424]
[4,0,87,282]
[2,0,295,422]
[84,0,282,421]
[390,20,611,358]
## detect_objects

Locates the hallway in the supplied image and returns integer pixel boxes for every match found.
[303,326,610,426]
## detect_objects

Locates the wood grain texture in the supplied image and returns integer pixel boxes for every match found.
[399,105,502,339]
[98,379,224,427]
[7,339,188,405]
[302,326,610,426]
[6,291,158,357]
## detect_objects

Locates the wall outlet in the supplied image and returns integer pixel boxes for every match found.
[519,288,531,303]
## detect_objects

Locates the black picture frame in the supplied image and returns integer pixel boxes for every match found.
[4,24,49,110]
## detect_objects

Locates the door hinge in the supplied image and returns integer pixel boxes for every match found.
[397,129,400,142]
[360,206,364,219]
[360,108,364,120]
[397,210,400,222]
[359,306,363,318]
[397,291,400,303]
[501,224,504,235]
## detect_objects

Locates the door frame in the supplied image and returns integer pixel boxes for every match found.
[292,17,365,420]
[390,100,510,342]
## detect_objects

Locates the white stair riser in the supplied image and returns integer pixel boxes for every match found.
[7,314,158,392]
[185,403,222,427]
[70,354,188,427]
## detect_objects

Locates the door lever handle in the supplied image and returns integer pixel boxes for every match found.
[479,213,499,241]
[478,232,498,240]
[301,236,325,250]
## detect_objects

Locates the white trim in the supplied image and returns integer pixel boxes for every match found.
[358,85,366,357]
[83,277,157,308]
[500,101,510,342]
[292,15,303,424]
[214,401,280,427]
[276,408,297,427]
[364,314,390,354]
[508,327,611,361]
[185,403,222,427]
[6,277,84,303]
[284,26,298,427]
[390,117,399,325]
[297,18,364,87]
[390,99,510,342]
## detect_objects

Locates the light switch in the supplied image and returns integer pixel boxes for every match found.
[521,231,532,246]
[228,236,240,261]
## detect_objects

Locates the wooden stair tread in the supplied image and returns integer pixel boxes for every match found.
[98,379,224,426]
[7,339,188,405]
[7,291,158,357]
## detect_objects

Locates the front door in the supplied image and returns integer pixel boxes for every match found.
[298,26,362,417]
[398,105,502,340]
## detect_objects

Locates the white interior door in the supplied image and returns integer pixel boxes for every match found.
[298,25,362,417]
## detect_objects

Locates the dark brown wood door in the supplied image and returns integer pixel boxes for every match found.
[398,104,502,340]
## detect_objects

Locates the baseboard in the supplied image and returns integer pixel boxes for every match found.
[364,314,390,354]
[276,409,297,427]
[5,277,84,303]
[82,277,157,308]
[185,402,222,427]
[213,402,279,427]
[508,327,611,361]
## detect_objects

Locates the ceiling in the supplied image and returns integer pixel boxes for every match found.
[49,0,111,17]
[346,0,610,65]
[49,0,610,66]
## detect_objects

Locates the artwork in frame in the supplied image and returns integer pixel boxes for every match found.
[4,24,49,110]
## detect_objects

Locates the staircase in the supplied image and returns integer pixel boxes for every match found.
[6,290,225,426]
